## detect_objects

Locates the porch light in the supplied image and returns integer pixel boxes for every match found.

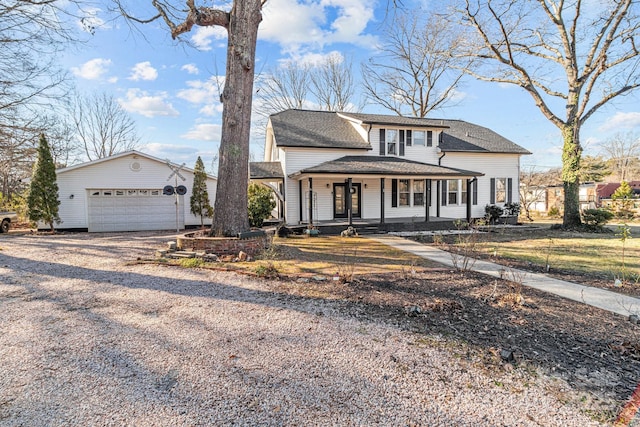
[326,183,330,188]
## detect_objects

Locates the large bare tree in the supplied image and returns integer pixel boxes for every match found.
[454,0,640,228]
[362,10,471,118]
[115,0,266,236]
[600,131,640,182]
[256,53,360,118]
[70,92,140,161]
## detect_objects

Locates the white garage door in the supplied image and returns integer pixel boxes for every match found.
[88,189,184,232]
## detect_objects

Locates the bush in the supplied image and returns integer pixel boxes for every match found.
[547,206,561,218]
[503,202,521,217]
[248,183,276,227]
[485,204,504,224]
[582,208,614,228]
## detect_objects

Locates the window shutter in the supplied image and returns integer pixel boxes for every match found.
[427,131,433,147]
[406,130,412,146]
[490,178,496,204]
[379,129,385,156]
[441,180,447,206]
[399,130,405,156]
[473,180,478,205]
[507,178,513,203]
[391,179,398,207]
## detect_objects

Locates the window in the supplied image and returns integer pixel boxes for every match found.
[496,178,507,203]
[413,180,425,206]
[427,131,433,147]
[448,180,458,205]
[399,179,410,206]
[413,131,425,146]
[461,180,468,204]
[386,129,398,155]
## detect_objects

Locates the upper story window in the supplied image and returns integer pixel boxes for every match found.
[386,129,398,155]
[413,131,425,146]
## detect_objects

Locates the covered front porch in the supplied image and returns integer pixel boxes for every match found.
[290,156,484,230]
[297,215,460,235]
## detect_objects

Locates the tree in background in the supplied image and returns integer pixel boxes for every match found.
[579,156,611,183]
[114,0,265,236]
[519,167,550,221]
[362,10,471,117]
[190,156,213,228]
[600,132,640,182]
[611,181,636,219]
[455,0,640,228]
[70,92,140,161]
[27,134,61,232]
[256,52,360,119]
[247,183,275,228]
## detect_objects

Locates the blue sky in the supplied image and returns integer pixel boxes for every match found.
[62,0,640,173]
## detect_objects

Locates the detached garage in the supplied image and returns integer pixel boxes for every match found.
[55,151,217,232]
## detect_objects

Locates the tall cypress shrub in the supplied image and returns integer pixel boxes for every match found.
[190,156,213,227]
[27,134,61,232]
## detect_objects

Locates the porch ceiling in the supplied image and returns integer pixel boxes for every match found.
[289,155,483,180]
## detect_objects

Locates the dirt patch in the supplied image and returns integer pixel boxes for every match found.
[267,267,640,413]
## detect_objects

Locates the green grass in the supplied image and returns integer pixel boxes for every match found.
[470,222,640,282]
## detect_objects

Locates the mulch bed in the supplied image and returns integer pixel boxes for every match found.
[267,266,640,418]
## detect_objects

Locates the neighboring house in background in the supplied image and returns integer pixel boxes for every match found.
[531,181,640,215]
[54,151,217,232]
[250,109,530,229]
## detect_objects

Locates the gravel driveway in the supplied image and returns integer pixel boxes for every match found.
[0,232,604,426]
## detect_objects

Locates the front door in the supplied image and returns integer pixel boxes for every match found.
[333,183,361,219]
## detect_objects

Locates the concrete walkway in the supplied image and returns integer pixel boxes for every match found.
[368,234,640,317]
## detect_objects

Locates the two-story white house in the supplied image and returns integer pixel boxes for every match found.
[250,109,530,230]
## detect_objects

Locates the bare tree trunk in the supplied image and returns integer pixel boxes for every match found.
[210,1,262,237]
[561,124,582,228]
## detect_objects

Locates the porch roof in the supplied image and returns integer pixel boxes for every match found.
[249,161,284,180]
[289,156,483,179]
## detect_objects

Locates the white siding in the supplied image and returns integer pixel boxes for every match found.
[56,153,217,230]
[367,126,444,164]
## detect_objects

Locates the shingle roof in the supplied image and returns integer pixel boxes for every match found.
[437,120,531,154]
[293,156,482,177]
[340,112,449,129]
[270,109,531,155]
[269,110,371,149]
[249,162,284,180]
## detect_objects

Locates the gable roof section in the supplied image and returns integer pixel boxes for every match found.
[56,150,217,180]
[250,162,284,180]
[437,120,531,154]
[291,156,482,178]
[271,109,530,155]
[269,110,371,149]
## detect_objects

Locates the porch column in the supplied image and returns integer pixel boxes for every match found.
[380,178,385,224]
[308,177,313,226]
[298,180,303,223]
[425,179,431,222]
[347,177,353,226]
[466,178,472,223]
[436,180,441,218]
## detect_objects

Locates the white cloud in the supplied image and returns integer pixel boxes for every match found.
[199,104,224,116]
[143,142,198,157]
[118,89,179,118]
[177,77,224,116]
[261,0,376,53]
[181,63,200,75]
[598,112,640,132]
[71,58,112,80]
[190,26,228,51]
[128,61,158,81]
[181,124,222,141]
